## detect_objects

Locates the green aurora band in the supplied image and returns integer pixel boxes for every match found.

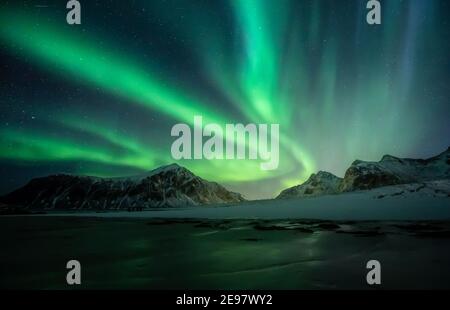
[0,1,448,198]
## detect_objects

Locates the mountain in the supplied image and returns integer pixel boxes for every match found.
[277,171,342,199]
[0,164,245,209]
[278,147,450,199]
[340,147,450,192]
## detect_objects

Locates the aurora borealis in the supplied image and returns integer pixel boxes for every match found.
[0,0,449,199]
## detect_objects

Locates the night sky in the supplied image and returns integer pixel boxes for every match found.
[1,0,449,199]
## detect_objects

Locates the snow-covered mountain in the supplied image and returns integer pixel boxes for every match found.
[340,147,450,192]
[0,164,245,209]
[277,171,342,199]
[278,147,450,199]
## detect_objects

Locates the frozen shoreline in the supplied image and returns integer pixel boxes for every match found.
[13,187,450,221]
[1,216,450,289]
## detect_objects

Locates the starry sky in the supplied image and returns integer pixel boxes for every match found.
[0,0,449,199]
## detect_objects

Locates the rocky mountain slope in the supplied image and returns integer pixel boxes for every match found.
[278,171,342,199]
[278,147,450,199]
[0,164,245,209]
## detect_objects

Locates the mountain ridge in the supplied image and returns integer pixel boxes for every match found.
[278,147,450,199]
[1,148,449,208]
[0,163,245,209]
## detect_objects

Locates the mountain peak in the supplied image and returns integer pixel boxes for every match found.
[315,171,339,179]
[149,162,185,173]
[159,163,183,170]
[277,171,342,199]
[1,163,244,209]
[340,146,450,192]
[380,154,401,162]
[134,163,190,180]
[279,147,450,198]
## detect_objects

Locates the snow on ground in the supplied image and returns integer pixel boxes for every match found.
[34,182,450,221]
